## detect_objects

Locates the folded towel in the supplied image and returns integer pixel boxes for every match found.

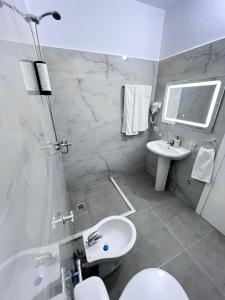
[122,85,152,136]
[122,85,137,135]
[191,147,215,183]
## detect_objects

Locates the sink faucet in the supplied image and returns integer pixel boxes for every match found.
[86,230,102,247]
[167,139,174,146]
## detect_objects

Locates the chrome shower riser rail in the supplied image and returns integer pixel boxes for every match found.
[29,22,72,154]
[29,23,58,142]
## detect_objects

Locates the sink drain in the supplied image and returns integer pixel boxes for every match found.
[103,244,109,251]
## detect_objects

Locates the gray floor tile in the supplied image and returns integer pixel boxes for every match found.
[114,170,155,185]
[115,172,175,211]
[115,181,149,212]
[73,209,92,233]
[104,252,137,300]
[129,209,183,271]
[104,208,183,300]
[128,179,175,208]
[69,177,130,232]
[69,177,112,205]
[86,186,128,224]
[189,230,225,295]
[162,251,225,300]
[153,197,213,247]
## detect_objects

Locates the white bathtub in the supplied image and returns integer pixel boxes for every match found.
[0,244,60,300]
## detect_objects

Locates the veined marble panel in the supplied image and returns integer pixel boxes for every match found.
[43,46,158,188]
[43,46,158,83]
[49,75,123,124]
[43,47,108,79]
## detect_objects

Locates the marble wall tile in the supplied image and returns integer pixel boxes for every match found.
[147,38,225,209]
[0,40,68,266]
[43,46,158,190]
[107,55,158,83]
[49,75,123,125]
[65,155,108,190]
[43,47,108,79]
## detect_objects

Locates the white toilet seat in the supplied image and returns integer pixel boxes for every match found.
[74,268,189,300]
[119,268,189,300]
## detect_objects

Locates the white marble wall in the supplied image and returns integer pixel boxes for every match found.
[0,40,69,265]
[0,15,72,300]
[43,46,158,191]
[0,2,72,298]
[147,38,225,209]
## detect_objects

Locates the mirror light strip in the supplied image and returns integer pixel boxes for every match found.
[163,80,221,128]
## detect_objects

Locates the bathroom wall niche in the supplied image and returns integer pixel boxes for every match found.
[161,76,225,132]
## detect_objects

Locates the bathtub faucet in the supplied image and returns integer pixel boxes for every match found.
[87,230,102,247]
[35,252,54,268]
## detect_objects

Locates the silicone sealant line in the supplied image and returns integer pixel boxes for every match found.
[109,176,136,217]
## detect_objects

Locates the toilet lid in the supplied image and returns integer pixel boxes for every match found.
[119,268,189,300]
[74,276,110,300]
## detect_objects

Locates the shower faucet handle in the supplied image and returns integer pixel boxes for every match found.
[40,144,53,150]
[54,139,72,153]
[60,140,72,147]
[40,139,72,154]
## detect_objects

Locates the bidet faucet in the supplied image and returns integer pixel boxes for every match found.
[87,230,102,247]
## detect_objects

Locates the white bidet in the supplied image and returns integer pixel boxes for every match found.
[83,216,136,277]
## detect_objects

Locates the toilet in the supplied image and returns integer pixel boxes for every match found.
[74,268,189,300]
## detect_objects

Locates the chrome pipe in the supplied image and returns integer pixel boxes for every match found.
[76,259,83,283]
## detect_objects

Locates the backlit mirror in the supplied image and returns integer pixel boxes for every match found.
[161,77,225,132]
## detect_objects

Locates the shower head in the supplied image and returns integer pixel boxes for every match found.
[24,11,61,24]
[0,1,61,24]
[39,11,61,22]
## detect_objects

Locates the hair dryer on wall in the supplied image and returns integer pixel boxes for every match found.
[150,102,162,124]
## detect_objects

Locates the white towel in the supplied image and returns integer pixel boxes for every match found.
[122,85,152,136]
[191,147,215,183]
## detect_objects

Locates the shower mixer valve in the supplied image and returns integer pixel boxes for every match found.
[40,139,72,154]
[51,211,74,229]
[54,139,72,154]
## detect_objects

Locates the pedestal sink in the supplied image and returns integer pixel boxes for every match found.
[147,140,191,191]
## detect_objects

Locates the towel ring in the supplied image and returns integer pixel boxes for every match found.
[202,138,216,148]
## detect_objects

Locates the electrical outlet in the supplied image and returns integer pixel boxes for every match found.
[153,126,159,132]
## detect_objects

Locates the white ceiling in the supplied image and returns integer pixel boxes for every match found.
[136,0,178,9]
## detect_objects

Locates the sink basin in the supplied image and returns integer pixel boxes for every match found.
[147,140,191,160]
[83,216,136,264]
[147,140,191,191]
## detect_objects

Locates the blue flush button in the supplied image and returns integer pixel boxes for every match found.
[103,244,109,251]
